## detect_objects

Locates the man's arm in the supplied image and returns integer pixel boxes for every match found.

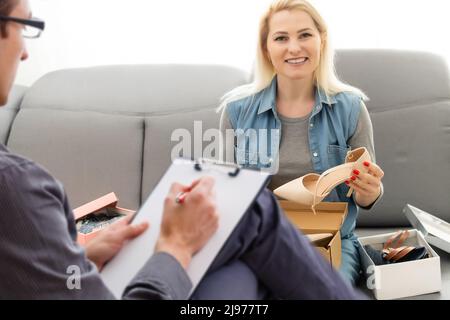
[0,159,192,299]
[123,252,192,299]
[0,160,114,299]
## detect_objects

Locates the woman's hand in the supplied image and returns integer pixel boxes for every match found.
[85,215,149,271]
[346,161,384,208]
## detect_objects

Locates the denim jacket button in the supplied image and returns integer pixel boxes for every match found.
[310,123,314,128]
[313,152,318,157]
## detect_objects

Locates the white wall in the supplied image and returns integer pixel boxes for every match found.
[16,0,450,86]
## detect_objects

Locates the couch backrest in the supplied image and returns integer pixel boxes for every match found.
[0,85,27,144]
[335,50,450,226]
[7,65,248,210]
[5,50,450,226]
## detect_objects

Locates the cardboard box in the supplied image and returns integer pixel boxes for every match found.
[404,204,450,253]
[279,200,348,268]
[73,192,135,245]
[358,229,441,300]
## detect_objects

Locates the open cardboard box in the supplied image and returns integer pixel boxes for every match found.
[279,200,347,268]
[358,229,441,300]
[73,192,135,245]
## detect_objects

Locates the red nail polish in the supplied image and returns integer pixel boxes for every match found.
[345,180,350,185]
[351,176,356,181]
[353,169,360,175]
[363,161,370,167]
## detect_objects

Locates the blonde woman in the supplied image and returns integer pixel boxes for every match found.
[220,0,384,285]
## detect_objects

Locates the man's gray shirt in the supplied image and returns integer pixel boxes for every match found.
[0,144,191,299]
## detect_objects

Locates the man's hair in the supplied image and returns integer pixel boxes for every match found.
[0,0,19,38]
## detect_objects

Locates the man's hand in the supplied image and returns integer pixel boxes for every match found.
[85,215,149,271]
[155,176,219,269]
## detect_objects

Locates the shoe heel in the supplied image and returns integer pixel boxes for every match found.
[346,187,353,198]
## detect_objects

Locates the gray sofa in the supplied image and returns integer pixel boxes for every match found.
[1,50,449,299]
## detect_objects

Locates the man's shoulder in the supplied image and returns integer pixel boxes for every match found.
[0,145,50,186]
[0,145,66,217]
[0,145,34,174]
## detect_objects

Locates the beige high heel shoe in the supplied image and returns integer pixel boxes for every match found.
[274,147,371,214]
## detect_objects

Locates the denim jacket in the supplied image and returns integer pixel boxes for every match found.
[226,77,363,238]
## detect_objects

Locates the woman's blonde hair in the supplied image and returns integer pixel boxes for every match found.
[218,0,366,111]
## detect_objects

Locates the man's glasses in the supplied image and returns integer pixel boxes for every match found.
[0,15,45,38]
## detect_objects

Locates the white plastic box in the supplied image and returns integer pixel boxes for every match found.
[358,229,441,300]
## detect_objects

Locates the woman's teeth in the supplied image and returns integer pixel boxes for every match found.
[286,58,308,64]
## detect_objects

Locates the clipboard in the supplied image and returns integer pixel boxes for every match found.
[100,158,270,298]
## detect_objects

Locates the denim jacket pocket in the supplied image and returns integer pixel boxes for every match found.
[327,144,350,167]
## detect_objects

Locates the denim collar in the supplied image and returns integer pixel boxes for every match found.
[257,76,337,115]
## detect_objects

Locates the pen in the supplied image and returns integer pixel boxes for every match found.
[175,186,192,204]
[175,191,187,204]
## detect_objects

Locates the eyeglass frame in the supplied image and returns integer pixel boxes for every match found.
[0,15,45,38]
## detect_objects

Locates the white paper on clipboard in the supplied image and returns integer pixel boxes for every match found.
[100,158,270,298]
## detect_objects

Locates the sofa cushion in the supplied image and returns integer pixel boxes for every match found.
[335,50,450,227]
[8,109,144,210]
[335,50,450,111]
[7,65,248,209]
[142,108,221,200]
[141,65,248,198]
[17,64,249,114]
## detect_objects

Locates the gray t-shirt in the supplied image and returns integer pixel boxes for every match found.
[269,112,313,190]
